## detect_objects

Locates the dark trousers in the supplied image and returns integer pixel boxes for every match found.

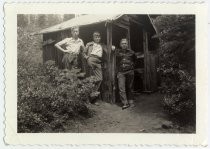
[117,71,134,105]
[62,53,78,70]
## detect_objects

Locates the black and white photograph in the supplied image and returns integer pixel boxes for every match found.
[17,14,196,133]
[4,2,208,145]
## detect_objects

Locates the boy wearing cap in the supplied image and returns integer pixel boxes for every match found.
[55,27,85,70]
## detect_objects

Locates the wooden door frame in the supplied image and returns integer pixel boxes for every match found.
[143,29,150,92]
[108,23,130,103]
[106,23,114,103]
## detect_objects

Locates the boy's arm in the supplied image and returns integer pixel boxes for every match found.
[115,49,120,75]
[81,46,89,60]
[86,41,94,49]
[82,42,91,60]
[80,40,86,53]
[82,42,94,60]
[54,38,68,53]
[114,48,120,56]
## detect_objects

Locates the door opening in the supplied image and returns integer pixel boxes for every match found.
[130,21,144,92]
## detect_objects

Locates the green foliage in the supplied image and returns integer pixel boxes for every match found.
[18,27,97,132]
[153,15,195,124]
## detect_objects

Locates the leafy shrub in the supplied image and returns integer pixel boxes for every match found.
[153,15,195,124]
[17,27,97,132]
[18,60,97,132]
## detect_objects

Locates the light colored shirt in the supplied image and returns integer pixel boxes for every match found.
[90,43,103,57]
[56,37,84,54]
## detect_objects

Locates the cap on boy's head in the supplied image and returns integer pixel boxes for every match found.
[71,26,79,32]
[93,31,101,37]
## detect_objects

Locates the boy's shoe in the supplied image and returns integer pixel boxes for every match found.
[90,91,100,104]
[122,104,130,110]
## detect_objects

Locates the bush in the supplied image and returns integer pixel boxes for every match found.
[153,15,195,124]
[18,60,97,132]
[17,27,97,132]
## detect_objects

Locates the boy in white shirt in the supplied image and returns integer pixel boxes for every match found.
[83,31,104,91]
[55,26,84,70]
[83,31,115,104]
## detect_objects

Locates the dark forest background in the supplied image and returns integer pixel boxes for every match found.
[17,14,74,29]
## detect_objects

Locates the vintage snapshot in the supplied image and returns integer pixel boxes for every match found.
[4,3,208,145]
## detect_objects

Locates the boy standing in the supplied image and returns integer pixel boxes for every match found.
[83,31,108,104]
[115,38,135,109]
[55,26,84,70]
[83,31,116,104]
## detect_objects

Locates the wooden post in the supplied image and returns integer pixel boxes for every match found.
[107,23,115,103]
[111,44,116,103]
[127,28,131,49]
[42,34,46,63]
[143,30,150,91]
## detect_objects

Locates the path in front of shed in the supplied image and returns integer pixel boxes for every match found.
[67,93,194,133]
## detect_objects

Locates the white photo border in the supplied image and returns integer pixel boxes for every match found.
[4,3,208,145]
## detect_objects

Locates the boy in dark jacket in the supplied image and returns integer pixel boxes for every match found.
[115,38,135,109]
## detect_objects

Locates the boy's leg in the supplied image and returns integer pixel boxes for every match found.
[92,64,102,91]
[87,57,102,90]
[126,71,134,106]
[62,53,71,70]
[72,54,79,69]
[87,57,103,105]
[118,73,129,106]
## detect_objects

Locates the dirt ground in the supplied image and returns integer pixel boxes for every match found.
[66,93,195,133]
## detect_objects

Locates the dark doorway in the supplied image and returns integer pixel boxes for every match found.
[80,22,107,45]
[130,21,144,92]
[112,24,128,48]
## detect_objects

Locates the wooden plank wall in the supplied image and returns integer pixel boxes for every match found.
[43,32,64,69]
[143,30,149,91]
[43,34,55,63]
[149,53,157,91]
[143,30,158,92]
[111,41,116,103]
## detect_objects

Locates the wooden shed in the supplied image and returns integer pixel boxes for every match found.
[36,14,159,103]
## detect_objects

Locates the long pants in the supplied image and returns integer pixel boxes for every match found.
[62,53,78,70]
[87,56,102,91]
[117,71,134,105]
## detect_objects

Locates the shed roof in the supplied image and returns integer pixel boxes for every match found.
[37,14,123,34]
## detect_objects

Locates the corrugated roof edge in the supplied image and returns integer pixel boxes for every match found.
[32,14,123,35]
